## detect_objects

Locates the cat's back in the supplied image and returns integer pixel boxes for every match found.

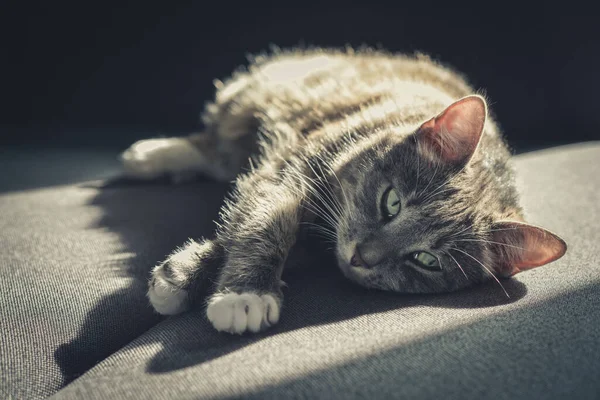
[266,49,470,96]
[221,49,472,115]
[203,47,512,209]
[205,48,478,140]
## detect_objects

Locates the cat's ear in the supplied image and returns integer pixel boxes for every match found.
[490,221,567,277]
[416,95,487,166]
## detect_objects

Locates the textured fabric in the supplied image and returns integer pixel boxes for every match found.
[2,143,599,399]
[0,176,228,398]
[0,147,121,193]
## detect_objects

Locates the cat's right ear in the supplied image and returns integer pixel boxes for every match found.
[415,95,487,167]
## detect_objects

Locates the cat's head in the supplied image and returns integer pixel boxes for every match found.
[333,95,567,293]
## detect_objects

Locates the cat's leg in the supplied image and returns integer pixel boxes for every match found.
[121,71,259,183]
[206,177,304,334]
[148,238,223,315]
[120,133,250,183]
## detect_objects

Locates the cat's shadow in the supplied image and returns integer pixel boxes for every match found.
[143,247,527,374]
[54,176,527,379]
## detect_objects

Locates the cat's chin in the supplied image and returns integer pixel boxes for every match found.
[335,256,370,285]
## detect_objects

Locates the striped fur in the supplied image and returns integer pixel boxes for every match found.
[125,48,565,334]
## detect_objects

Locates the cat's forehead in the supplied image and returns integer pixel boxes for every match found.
[332,123,419,171]
[348,138,447,189]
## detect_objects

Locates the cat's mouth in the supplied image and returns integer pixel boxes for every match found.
[336,243,373,281]
[350,247,369,268]
[336,242,356,267]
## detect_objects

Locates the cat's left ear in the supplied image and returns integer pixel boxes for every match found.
[490,221,567,277]
[416,95,487,166]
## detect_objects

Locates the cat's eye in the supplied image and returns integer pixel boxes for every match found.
[411,251,441,271]
[381,186,401,220]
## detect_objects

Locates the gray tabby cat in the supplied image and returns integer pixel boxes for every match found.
[121,48,567,334]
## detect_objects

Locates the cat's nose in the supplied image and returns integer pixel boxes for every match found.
[350,246,368,268]
[353,240,386,267]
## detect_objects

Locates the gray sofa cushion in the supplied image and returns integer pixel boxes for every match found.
[0,174,228,398]
[2,143,599,399]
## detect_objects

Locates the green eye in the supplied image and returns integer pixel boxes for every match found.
[411,251,441,271]
[381,186,401,219]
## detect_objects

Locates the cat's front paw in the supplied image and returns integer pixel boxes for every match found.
[206,292,281,334]
[147,269,189,315]
[120,138,205,181]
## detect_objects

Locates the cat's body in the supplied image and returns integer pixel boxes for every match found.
[122,48,566,334]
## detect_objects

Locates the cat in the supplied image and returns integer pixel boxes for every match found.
[120,48,567,334]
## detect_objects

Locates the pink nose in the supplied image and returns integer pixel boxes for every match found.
[350,246,366,267]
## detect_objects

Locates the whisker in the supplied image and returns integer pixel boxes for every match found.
[421,186,455,203]
[448,224,477,238]
[303,169,348,235]
[450,247,510,298]
[445,251,469,280]
[303,158,344,221]
[314,153,348,216]
[300,222,338,239]
[418,152,441,197]
[414,143,421,195]
[277,156,340,229]
[453,239,526,251]
[485,228,522,233]
[315,161,346,219]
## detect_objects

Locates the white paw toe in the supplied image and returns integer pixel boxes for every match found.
[147,272,189,315]
[206,292,280,334]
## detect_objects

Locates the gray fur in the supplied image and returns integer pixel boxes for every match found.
[138,48,564,329]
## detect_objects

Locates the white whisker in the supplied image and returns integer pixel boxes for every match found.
[450,247,510,298]
[454,239,526,251]
[445,251,469,280]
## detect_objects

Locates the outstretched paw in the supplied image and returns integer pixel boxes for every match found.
[147,267,189,315]
[206,292,281,334]
[120,138,205,181]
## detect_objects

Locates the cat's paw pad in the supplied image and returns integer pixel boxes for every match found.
[120,138,205,180]
[206,292,280,334]
[147,270,189,315]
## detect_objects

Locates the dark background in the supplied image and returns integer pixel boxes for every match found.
[2,3,598,152]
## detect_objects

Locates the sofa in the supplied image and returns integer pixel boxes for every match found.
[1,142,599,399]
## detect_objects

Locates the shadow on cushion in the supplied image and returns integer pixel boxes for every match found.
[52,178,228,383]
[53,176,527,379]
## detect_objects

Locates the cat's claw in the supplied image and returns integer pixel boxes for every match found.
[206,292,281,334]
[147,271,189,315]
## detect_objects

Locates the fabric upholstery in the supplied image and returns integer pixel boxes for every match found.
[1,143,599,399]
[0,175,228,398]
[0,147,121,193]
